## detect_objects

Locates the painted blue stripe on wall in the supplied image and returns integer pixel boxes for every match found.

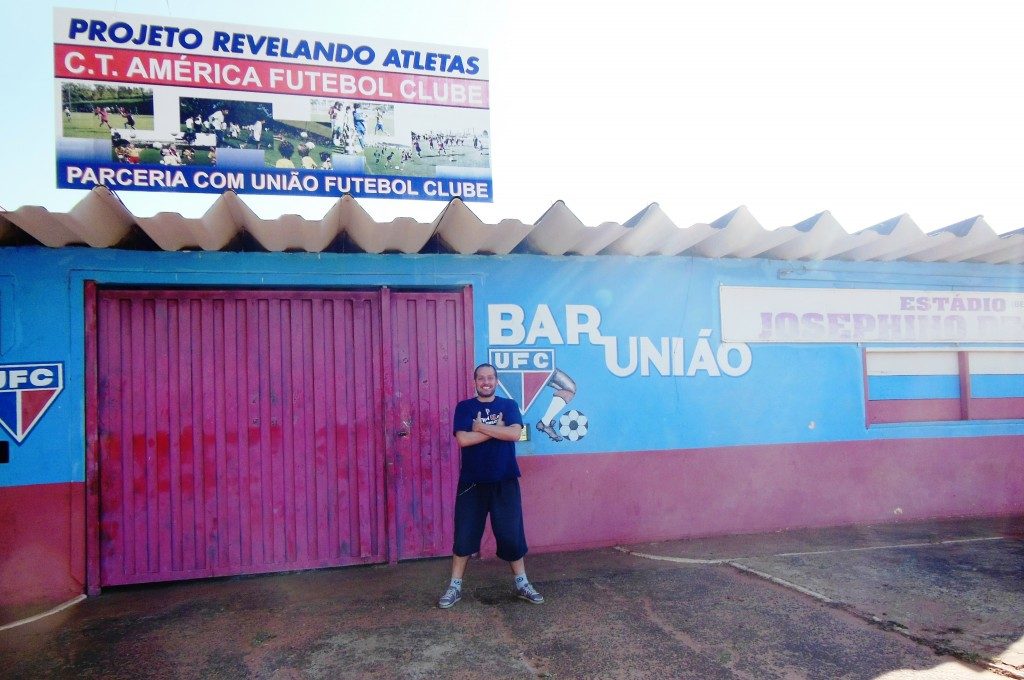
[868,375,961,400]
[971,374,1024,398]
[4,247,1024,487]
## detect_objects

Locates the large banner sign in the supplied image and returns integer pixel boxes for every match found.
[721,286,1024,343]
[53,9,491,201]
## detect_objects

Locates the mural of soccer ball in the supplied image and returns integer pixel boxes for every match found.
[558,409,589,441]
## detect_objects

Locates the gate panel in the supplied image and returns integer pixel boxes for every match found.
[390,291,471,560]
[97,290,386,586]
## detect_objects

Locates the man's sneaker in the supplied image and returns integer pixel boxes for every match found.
[438,586,462,609]
[516,583,544,604]
[537,420,563,442]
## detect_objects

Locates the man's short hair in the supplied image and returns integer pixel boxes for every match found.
[474,362,498,379]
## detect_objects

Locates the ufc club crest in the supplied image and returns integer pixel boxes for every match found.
[488,348,554,414]
[0,363,64,444]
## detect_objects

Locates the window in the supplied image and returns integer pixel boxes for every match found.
[968,351,1024,420]
[864,349,1024,425]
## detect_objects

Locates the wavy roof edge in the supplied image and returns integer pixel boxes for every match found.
[1,187,1023,264]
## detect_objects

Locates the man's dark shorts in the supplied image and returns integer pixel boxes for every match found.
[453,478,528,562]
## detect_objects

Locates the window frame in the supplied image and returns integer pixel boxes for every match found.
[864,347,1024,426]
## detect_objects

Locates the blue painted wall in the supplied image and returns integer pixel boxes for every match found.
[1,246,1022,487]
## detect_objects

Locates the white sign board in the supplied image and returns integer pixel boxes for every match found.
[53,8,491,201]
[720,286,1024,343]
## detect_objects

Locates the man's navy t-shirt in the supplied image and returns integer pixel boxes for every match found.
[452,395,523,484]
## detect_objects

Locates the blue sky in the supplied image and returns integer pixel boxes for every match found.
[4,0,1023,234]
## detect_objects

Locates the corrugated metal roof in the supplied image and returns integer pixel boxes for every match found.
[1,186,1023,263]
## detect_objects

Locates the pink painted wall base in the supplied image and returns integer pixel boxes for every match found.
[518,435,1024,553]
[0,482,85,617]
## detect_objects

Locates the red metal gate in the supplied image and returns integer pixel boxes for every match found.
[387,290,473,560]
[90,286,472,588]
[94,290,392,586]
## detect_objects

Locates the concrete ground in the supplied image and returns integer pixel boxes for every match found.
[1,516,1021,679]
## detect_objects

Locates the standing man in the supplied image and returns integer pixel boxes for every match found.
[208,107,228,145]
[351,103,366,148]
[249,118,265,149]
[438,363,544,609]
